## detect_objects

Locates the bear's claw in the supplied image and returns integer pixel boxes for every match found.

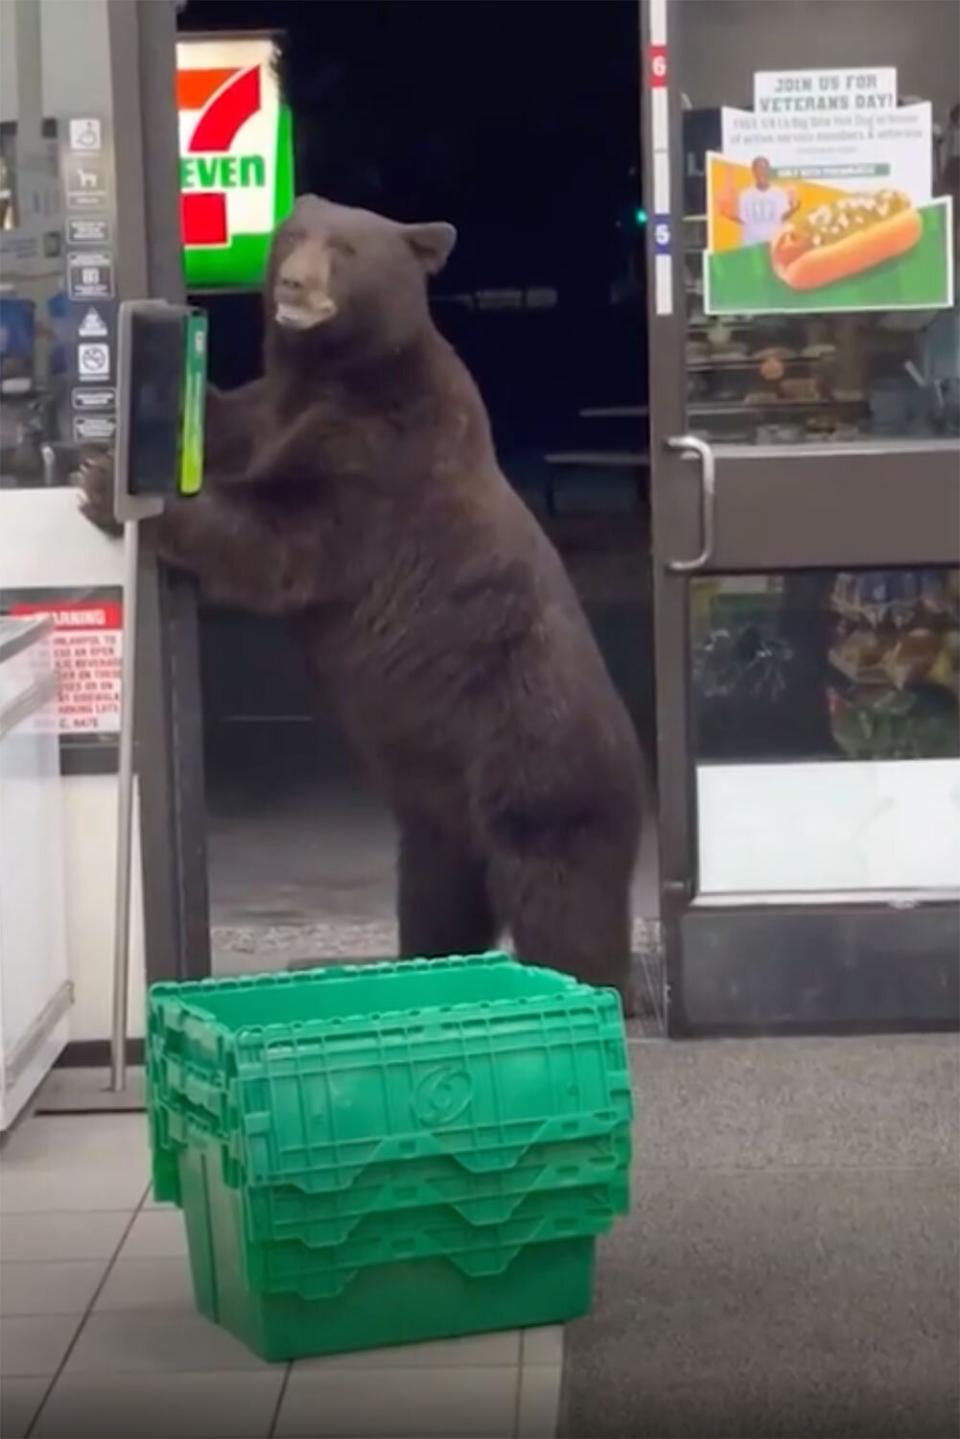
[73,451,121,537]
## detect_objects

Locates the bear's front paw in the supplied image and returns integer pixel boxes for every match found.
[73,450,121,537]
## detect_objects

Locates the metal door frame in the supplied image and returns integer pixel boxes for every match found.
[640,0,960,1036]
[108,0,209,1037]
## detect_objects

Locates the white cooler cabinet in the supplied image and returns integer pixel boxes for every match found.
[0,617,72,1129]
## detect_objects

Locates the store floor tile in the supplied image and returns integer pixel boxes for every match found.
[0,1314,82,1377]
[517,1365,563,1439]
[0,1377,48,1439]
[94,1256,195,1313]
[31,1372,287,1439]
[518,1332,564,1439]
[119,1208,189,1260]
[0,1260,106,1317]
[275,1364,520,1438]
[521,1329,564,1367]
[64,1310,271,1375]
[1,1114,149,1171]
[0,1164,149,1214]
[0,1211,132,1263]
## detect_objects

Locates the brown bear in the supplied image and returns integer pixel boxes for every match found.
[80,196,643,1008]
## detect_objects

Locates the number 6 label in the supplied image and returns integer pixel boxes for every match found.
[649,45,668,86]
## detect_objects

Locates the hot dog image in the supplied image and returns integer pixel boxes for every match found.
[770,189,922,291]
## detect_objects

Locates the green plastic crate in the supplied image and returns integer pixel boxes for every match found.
[173,1132,626,1296]
[180,1137,597,1361]
[147,955,632,1194]
[146,955,632,1361]
[155,1102,630,1233]
[243,1135,630,1239]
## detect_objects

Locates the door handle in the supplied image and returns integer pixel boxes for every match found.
[664,434,716,573]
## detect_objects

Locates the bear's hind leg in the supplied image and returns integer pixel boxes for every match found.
[398,821,499,959]
[492,842,635,1014]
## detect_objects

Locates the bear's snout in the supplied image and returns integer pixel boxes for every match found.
[275,240,338,330]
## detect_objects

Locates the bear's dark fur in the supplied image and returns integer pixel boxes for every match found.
[81,197,643,1005]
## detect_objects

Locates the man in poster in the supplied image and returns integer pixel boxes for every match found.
[721,156,798,247]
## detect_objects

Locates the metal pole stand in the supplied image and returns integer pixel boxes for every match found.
[109,297,198,1094]
[109,497,162,1094]
[110,516,141,1092]
[108,309,165,1092]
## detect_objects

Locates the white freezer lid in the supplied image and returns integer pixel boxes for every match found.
[0,615,53,665]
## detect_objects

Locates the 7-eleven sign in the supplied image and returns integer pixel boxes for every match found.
[176,35,294,290]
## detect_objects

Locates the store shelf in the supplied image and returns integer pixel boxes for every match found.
[688,399,865,416]
[687,356,832,372]
[687,320,758,332]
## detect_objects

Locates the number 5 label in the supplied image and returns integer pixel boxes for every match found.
[653,217,671,254]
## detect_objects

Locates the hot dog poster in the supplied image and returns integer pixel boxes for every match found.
[704,68,954,315]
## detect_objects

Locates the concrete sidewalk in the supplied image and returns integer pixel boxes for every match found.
[562,1035,960,1439]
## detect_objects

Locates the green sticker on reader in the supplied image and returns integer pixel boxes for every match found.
[179,311,207,497]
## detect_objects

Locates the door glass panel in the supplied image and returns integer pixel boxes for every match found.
[691,567,960,893]
[0,0,124,773]
[1,0,116,491]
[0,114,69,488]
[681,0,960,444]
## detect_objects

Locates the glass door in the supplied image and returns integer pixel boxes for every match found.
[641,0,960,1034]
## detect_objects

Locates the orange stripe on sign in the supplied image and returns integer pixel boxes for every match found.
[176,68,238,111]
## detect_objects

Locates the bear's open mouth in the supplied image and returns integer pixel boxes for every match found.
[274,298,337,331]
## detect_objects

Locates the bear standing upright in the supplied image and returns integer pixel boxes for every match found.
[80,196,644,1009]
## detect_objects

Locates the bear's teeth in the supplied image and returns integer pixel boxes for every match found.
[275,301,336,329]
[275,304,312,328]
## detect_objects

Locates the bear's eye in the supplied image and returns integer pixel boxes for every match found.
[329,238,358,260]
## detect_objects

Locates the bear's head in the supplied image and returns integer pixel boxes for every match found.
[266,195,456,364]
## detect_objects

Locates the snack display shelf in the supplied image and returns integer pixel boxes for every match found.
[689,398,865,415]
[687,319,759,333]
[687,356,827,371]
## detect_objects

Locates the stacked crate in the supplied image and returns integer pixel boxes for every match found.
[146,953,633,1362]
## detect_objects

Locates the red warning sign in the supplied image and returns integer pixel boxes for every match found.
[9,600,122,736]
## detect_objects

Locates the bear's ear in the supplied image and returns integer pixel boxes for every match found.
[404,222,457,275]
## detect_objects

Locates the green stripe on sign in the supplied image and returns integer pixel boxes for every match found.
[184,233,272,290]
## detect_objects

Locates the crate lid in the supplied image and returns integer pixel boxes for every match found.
[148,953,633,1190]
